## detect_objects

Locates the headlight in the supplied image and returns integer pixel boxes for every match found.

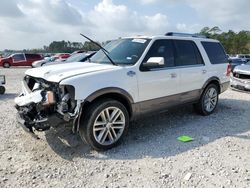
[0,75,5,84]
[42,91,56,106]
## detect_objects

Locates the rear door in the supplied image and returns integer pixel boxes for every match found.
[201,41,229,84]
[173,40,207,102]
[25,54,41,66]
[11,53,26,66]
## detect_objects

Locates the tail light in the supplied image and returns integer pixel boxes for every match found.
[226,64,232,76]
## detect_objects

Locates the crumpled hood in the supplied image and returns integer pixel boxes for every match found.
[25,62,119,82]
[234,65,250,75]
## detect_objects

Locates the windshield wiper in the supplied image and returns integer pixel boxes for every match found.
[80,33,117,66]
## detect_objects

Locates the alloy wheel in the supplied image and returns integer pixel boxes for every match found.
[93,107,126,146]
[204,87,218,112]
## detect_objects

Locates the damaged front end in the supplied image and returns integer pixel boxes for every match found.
[15,75,80,136]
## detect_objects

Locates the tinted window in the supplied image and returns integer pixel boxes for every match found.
[12,54,25,62]
[25,54,41,59]
[174,40,203,66]
[143,39,175,68]
[201,42,228,64]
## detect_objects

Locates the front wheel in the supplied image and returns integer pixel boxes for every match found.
[3,62,10,68]
[79,99,129,151]
[194,84,219,116]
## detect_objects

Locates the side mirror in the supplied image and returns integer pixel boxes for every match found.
[143,57,164,68]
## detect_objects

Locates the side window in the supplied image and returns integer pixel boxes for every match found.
[142,39,175,69]
[25,54,31,59]
[173,40,203,66]
[25,54,38,59]
[201,42,228,64]
[12,54,25,62]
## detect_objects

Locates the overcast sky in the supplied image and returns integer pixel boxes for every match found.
[0,0,249,50]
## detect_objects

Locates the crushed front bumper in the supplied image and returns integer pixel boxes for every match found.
[230,77,250,91]
[15,79,81,137]
[14,81,62,136]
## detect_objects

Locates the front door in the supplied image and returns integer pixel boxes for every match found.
[137,39,180,114]
[12,53,26,66]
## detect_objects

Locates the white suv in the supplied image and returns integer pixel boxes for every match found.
[15,33,230,150]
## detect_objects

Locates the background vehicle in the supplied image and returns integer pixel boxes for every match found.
[228,58,246,72]
[32,56,57,68]
[54,53,70,62]
[43,52,96,66]
[15,33,230,151]
[236,54,250,62]
[0,75,6,94]
[0,53,43,68]
[71,50,86,55]
[231,61,250,91]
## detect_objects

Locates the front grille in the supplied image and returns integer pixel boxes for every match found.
[233,73,250,80]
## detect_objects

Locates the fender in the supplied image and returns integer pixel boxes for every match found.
[74,87,135,133]
[202,76,221,92]
[85,87,134,104]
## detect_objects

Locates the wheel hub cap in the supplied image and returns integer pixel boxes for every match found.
[204,87,218,112]
[93,107,125,146]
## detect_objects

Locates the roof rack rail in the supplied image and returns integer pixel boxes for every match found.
[165,32,208,38]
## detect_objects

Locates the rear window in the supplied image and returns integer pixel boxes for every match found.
[201,42,228,64]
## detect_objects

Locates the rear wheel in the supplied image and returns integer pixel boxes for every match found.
[3,62,10,68]
[194,84,219,116]
[79,99,129,151]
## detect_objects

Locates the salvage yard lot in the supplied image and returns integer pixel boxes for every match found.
[0,68,249,188]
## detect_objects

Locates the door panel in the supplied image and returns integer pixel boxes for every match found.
[138,69,180,101]
[137,39,180,109]
[12,54,26,66]
[137,68,180,112]
[173,40,207,101]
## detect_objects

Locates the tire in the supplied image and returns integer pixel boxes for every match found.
[79,99,129,151]
[0,86,5,94]
[194,84,219,116]
[3,62,10,68]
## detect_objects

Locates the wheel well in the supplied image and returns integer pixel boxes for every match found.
[82,93,133,118]
[205,80,221,93]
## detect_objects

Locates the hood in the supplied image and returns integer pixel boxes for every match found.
[0,57,10,61]
[234,65,250,75]
[25,62,119,83]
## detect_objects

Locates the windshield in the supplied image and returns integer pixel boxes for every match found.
[65,53,87,63]
[90,38,151,65]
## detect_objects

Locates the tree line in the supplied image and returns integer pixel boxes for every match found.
[2,40,101,55]
[199,26,250,54]
[2,27,250,55]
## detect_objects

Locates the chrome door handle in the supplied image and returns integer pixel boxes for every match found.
[171,73,177,78]
[127,71,136,77]
[202,70,207,74]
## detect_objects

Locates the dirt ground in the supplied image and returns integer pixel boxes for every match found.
[0,68,249,188]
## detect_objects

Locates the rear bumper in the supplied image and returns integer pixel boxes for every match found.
[220,81,230,93]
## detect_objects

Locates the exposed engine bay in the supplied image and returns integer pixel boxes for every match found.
[15,75,79,134]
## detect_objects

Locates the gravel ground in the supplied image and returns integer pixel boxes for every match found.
[0,68,249,188]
